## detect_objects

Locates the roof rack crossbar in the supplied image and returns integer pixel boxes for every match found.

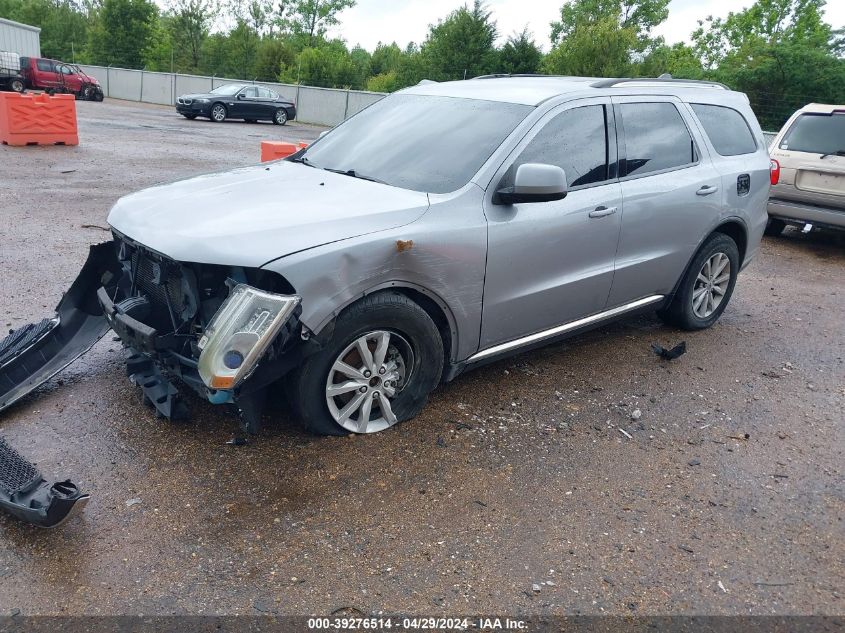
[591,77,730,90]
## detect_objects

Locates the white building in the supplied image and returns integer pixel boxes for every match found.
[0,18,41,57]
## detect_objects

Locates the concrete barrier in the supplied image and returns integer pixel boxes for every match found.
[72,65,387,126]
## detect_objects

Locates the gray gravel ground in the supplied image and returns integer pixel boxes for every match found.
[0,99,842,616]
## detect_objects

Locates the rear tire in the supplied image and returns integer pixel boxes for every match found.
[273,109,288,125]
[287,292,444,436]
[10,78,24,93]
[764,218,786,236]
[658,233,740,331]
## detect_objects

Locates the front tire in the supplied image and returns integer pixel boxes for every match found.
[210,103,227,122]
[273,109,288,125]
[288,292,444,436]
[659,233,740,330]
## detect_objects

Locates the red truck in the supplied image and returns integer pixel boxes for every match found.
[20,57,104,101]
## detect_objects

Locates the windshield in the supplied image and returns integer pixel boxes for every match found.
[300,94,533,194]
[780,112,845,155]
[210,84,243,96]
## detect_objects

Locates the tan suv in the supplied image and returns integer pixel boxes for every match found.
[767,103,845,235]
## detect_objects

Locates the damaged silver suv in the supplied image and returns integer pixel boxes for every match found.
[0,76,771,437]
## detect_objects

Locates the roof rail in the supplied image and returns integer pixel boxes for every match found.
[591,77,730,90]
[473,73,574,80]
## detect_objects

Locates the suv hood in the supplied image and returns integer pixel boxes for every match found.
[108,162,430,267]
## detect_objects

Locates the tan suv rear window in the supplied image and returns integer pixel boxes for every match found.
[780,112,845,155]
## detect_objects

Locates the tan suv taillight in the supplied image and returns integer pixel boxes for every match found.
[770,159,780,185]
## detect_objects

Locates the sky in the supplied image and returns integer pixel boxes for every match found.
[325,0,845,52]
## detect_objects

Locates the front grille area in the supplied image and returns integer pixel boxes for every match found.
[126,246,198,332]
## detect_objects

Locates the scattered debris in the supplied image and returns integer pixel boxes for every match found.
[754,581,795,587]
[651,341,687,360]
[728,433,750,441]
[532,583,541,593]
[619,428,633,440]
[125,498,142,507]
[630,409,642,421]
[396,239,414,252]
[678,544,694,553]
[688,458,701,467]
[436,436,446,448]
[717,580,728,593]
[80,224,110,231]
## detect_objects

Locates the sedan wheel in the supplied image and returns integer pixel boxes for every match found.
[325,330,413,434]
[211,104,227,122]
[692,252,730,318]
[273,109,288,125]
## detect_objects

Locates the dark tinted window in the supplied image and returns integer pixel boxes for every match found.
[691,103,757,155]
[302,94,533,194]
[511,105,609,188]
[36,59,53,72]
[620,102,697,177]
[780,112,845,155]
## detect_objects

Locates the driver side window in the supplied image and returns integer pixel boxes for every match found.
[507,105,611,190]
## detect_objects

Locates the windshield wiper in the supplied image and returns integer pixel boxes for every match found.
[289,155,316,167]
[820,150,845,159]
[323,167,387,185]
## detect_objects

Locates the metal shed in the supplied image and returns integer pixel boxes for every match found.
[0,18,41,58]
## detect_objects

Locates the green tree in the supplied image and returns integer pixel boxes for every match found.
[280,39,358,87]
[499,28,543,74]
[253,37,295,81]
[550,0,670,52]
[168,0,218,71]
[422,0,498,81]
[1,0,91,61]
[87,0,158,68]
[638,42,704,78]
[691,0,845,129]
[544,15,637,76]
[369,42,402,76]
[281,0,357,46]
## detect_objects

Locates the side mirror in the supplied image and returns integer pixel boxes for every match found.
[495,163,568,205]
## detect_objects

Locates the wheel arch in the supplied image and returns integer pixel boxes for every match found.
[313,281,458,374]
[668,218,748,302]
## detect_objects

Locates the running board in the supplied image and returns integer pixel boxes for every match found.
[469,295,665,362]
[0,242,120,413]
[0,436,89,528]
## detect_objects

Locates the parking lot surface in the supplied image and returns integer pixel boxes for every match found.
[0,99,842,616]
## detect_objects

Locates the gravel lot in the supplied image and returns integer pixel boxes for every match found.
[0,99,842,617]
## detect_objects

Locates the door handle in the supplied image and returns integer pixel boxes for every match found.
[589,206,617,218]
[696,185,719,196]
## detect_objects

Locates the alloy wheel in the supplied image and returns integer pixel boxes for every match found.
[692,252,731,318]
[275,109,287,124]
[325,330,413,434]
[211,105,226,122]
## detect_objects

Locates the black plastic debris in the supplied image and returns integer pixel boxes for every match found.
[0,437,88,528]
[651,341,687,360]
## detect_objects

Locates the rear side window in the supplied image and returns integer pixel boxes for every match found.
[511,105,610,188]
[619,102,697,177]
[780,112,845,155]
[691,103,757,156]
[36,59,53,72]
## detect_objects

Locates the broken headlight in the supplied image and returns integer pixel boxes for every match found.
[197,284,300,390]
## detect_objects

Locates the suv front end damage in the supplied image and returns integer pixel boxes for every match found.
[97,233,304,431]
[1,235,305,436]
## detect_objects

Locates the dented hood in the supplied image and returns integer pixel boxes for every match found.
[107,161,430,267]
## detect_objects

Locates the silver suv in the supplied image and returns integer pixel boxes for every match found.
[0,76,771,437]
